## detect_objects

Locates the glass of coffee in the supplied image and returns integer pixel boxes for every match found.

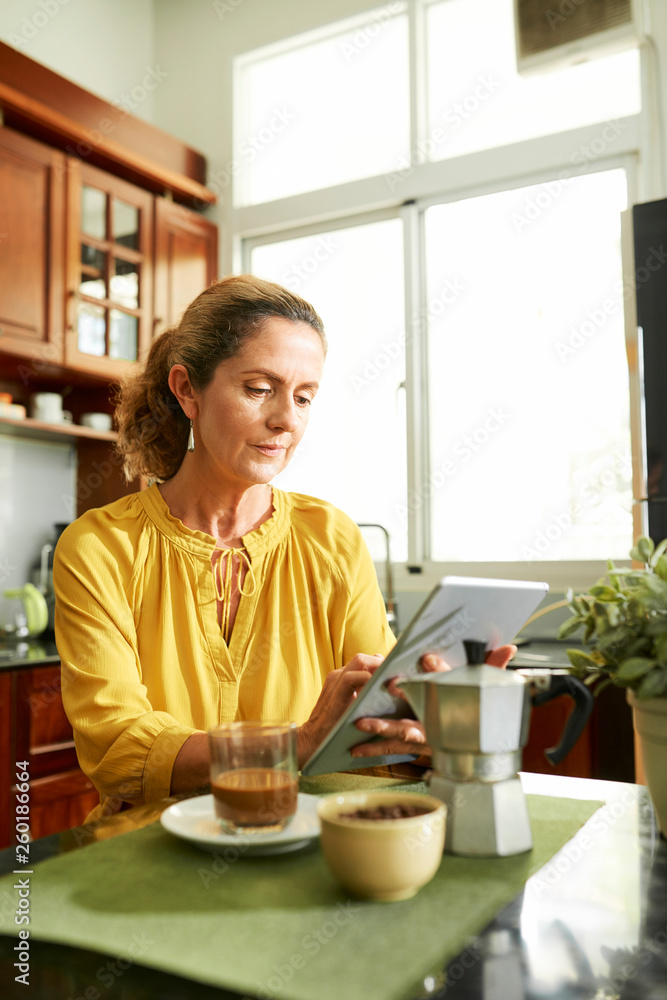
[208,722,298,834]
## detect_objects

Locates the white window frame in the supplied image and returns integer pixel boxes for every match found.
[234,3,651,594]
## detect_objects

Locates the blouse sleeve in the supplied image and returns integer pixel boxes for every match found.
[54,519,196,807]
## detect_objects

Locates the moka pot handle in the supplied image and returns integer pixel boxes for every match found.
[529,673,594,766]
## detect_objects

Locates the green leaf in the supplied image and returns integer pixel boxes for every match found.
[644,616,667,638]
[616,657,656,681]
[589,585,622,602]
[594,677,613,696]
[558,617,584,640]
[631,537,654,564]
[567,649,598,670]
[654,556,667,582]
[650,538,667,568]
[637,669,667,699]
[654,633,667,663]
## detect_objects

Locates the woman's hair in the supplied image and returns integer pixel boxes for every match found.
[114,274,326,482]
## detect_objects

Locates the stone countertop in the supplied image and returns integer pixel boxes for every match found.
[510,638,582,670]
[0,637,579,673]
[0,774,663,1000]
[0,637,59,671]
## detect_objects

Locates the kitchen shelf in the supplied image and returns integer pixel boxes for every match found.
[0,415,116,443]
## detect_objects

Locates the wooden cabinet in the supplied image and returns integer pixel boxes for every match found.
[0,53,218,844]
[154,197,218,333]
[0,123,218,382]
[64,159,155,377]
[1,663,99,849]
[0,125,218,515]
[521,683,635,782]
[0,127,65,364]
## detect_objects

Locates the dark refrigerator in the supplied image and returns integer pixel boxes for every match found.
[623,197,667,545]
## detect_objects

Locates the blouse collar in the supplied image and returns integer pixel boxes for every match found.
[139,483,292,558]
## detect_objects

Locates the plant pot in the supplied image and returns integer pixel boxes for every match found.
[627,691,667,837]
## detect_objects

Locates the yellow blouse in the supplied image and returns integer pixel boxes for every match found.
[54,484,394,814]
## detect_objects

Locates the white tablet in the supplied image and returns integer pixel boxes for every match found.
[301,575,549,776]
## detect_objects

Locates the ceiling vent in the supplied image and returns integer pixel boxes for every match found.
[514,0,642,73]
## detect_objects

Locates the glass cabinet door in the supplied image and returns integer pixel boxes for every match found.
[66,161,153,374]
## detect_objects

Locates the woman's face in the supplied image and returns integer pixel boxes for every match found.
[191,317,325,489]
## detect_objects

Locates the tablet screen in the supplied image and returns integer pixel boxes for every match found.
[301,575,548,776]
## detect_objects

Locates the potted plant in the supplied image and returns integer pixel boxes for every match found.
[559,535,667,837]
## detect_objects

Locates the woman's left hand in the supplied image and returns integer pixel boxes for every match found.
[350,644,517,761]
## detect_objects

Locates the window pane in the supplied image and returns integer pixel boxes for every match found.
[237,7,410,204]
[425,0,640,162]
[111,259,139,308]
[80,245,106,300]
[81,186,106,239]
[250,218,408,561]
[425,168,632,562]
[109,310,137,361]
[113,200,139,250]
[77,301,106,356]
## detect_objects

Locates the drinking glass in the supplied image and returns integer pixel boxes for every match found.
[208,722,298,834]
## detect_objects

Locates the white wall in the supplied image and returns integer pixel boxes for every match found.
[151,0,381,266]
[0,0,156,121]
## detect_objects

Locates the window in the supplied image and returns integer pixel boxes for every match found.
[236,0,644,584]
[236,5,410,204]
[424,168,632,562]
[424,0,641,162]
[250,217,408,561]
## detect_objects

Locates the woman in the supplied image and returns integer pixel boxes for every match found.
[55,275,512,825]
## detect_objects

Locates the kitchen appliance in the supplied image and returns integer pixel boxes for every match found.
[623,199,667,543]
[30,522,70,635]
[395,639,593,857]
[0,583,48,640]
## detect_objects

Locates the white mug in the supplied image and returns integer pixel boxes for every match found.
[80,412,113,432]
[29,392,72,424]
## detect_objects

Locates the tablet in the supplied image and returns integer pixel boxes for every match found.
[301,575,549,776]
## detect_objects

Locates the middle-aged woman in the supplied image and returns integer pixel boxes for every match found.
[54,274,514,829]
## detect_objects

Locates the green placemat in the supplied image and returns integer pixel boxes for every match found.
[0,790,601,1000]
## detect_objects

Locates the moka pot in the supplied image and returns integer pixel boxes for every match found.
[395,639,594,857]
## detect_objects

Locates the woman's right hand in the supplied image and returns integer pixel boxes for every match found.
[297,654,385,768]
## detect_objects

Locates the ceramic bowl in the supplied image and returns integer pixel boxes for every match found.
[317,791,446,902]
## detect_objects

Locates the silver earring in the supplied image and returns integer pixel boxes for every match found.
[187,419,195,452]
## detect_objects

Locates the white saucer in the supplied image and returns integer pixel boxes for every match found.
[160,792,321,855]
